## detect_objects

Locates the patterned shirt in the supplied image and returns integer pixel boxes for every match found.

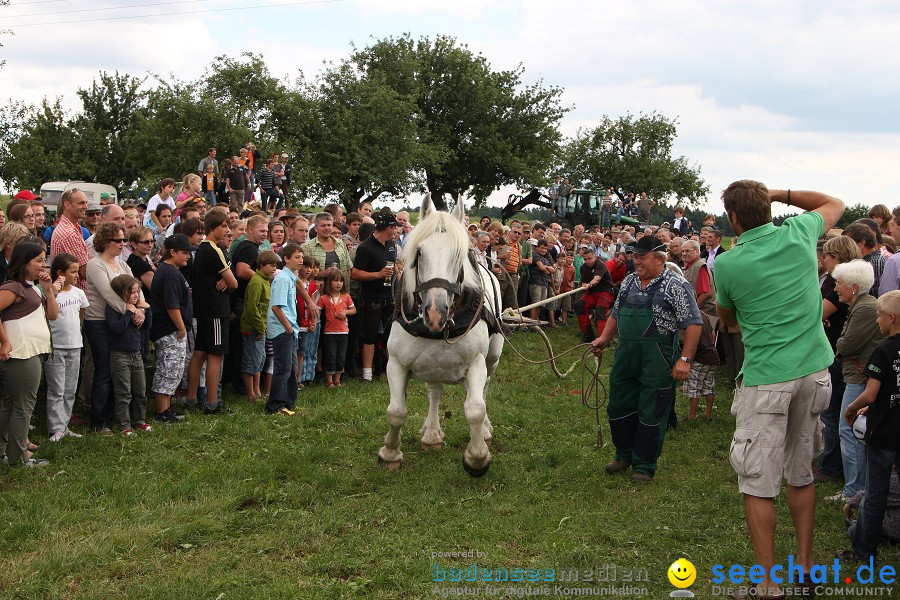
[506,241,520,273]
[49,215,89,290]
[611,269,702,336]
[864,249,885,297]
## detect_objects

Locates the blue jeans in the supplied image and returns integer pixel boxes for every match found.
[204,190,216,206]
[852,446,900,559]
[839,382,868,497]
[818,359,845,477]
[84,319,114,430]
[266,332,298,413]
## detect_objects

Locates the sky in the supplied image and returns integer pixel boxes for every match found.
[1,0,898,216]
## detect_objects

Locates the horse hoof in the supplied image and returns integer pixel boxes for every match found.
[377,456,403,471]
[421,442,443,451]
[463,458,491,478]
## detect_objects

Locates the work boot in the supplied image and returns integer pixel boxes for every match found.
[581,324,596,343]
[605,459,631,474]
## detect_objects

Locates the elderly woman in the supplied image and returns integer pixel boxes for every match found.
[301,211,352,286]
[816,236,863,483]
[85,223,143,435]
[833,259,883,501]
[473,231,492,270]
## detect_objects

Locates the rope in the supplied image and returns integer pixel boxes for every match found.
[579,346,610,448]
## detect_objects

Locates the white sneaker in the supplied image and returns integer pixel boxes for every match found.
[64,428,83,439]
[49,431,65,443]
[826,492,849,502]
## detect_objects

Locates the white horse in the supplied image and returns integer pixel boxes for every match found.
[378,194,505,477]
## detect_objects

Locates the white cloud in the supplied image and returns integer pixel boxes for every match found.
[1,0,897,216]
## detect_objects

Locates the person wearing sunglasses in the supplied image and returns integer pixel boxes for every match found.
[85,223,145,436]
[591,234,703,483]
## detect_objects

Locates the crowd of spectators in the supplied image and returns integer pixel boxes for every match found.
[1,170,897,572]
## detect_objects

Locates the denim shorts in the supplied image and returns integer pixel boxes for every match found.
[241,333,266,374]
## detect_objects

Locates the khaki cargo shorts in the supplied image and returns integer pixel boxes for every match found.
[730,369,831,497]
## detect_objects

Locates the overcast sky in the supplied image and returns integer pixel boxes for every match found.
[2,0,897,215]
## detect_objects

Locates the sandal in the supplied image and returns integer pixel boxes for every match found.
[26,441,39,452]
[326,382,336,389]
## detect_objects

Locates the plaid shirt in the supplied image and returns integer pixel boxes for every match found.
[50,215,89,290]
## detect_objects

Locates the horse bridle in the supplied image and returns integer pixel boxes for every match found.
[401,248,467,327]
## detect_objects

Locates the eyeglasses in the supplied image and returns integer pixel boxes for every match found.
[111,238,127,243]
[138,239,154,244]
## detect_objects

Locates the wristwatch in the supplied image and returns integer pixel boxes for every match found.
[679,356,693,364]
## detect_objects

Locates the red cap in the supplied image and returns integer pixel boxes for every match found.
[13,190,38,202]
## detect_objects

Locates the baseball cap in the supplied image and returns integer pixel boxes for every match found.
[631,236,666,255]
[374,211,398,227]
[164,234,198,252]
[85,202,102,213]
[13,190,37,202]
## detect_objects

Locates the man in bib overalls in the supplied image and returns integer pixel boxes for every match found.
[592,235,703,481]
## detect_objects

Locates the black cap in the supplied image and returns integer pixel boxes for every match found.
[164,234,197,252]
[631,235,666,255]
[374,211,398,227]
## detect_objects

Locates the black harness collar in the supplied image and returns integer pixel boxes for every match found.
[394,252,502,340]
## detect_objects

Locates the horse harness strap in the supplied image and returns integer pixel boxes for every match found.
[394,255,502,340]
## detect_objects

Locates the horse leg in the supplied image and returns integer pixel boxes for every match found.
[420,383,445,450]
[481,334,503,444]
[378,362,408,470]
[462,360,492,477]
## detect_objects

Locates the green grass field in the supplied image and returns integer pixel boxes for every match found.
[0,327,881,598]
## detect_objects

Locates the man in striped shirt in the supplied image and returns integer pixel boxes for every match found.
[257,158,283,214]
[49,189,90,290]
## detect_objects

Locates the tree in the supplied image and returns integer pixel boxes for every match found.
[312,61,425,211]
[123,76,251,193]
[70,71,146,191]
[559,112,709,206]
[835,203,871,229]
[0,99,77,191]
[352,34,568,210]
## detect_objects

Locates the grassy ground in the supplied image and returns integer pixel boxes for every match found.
[0,326,875,598]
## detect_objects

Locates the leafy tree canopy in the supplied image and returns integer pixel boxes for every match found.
[558,112,709,207]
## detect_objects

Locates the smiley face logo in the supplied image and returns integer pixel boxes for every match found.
[667,558,696,588]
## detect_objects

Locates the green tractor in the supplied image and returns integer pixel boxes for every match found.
[501,188,641,229]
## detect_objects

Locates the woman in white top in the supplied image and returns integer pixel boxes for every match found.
[0,241,59,466]
[85,223,143,435]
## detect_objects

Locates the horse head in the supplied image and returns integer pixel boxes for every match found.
[404,193,476,334]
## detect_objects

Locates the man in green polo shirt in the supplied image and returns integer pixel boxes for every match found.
[715,181,844,599]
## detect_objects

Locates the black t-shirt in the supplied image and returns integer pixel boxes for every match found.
[149,262,193,341]
[231,239,260,303]
[225,166,247,191]
[193,240,231,318]
[127,254,154,296]
[863,334,900,449]
[823,290,849,351]
[353,234,396,299]
[580,260,615,294]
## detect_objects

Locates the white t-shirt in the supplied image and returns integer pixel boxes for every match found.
[50,286,89,349]
[144,193,176,230]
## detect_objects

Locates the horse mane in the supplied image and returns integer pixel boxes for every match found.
[402,208,481,305]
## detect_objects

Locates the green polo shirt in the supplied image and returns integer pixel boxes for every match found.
[715,211,833,386]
